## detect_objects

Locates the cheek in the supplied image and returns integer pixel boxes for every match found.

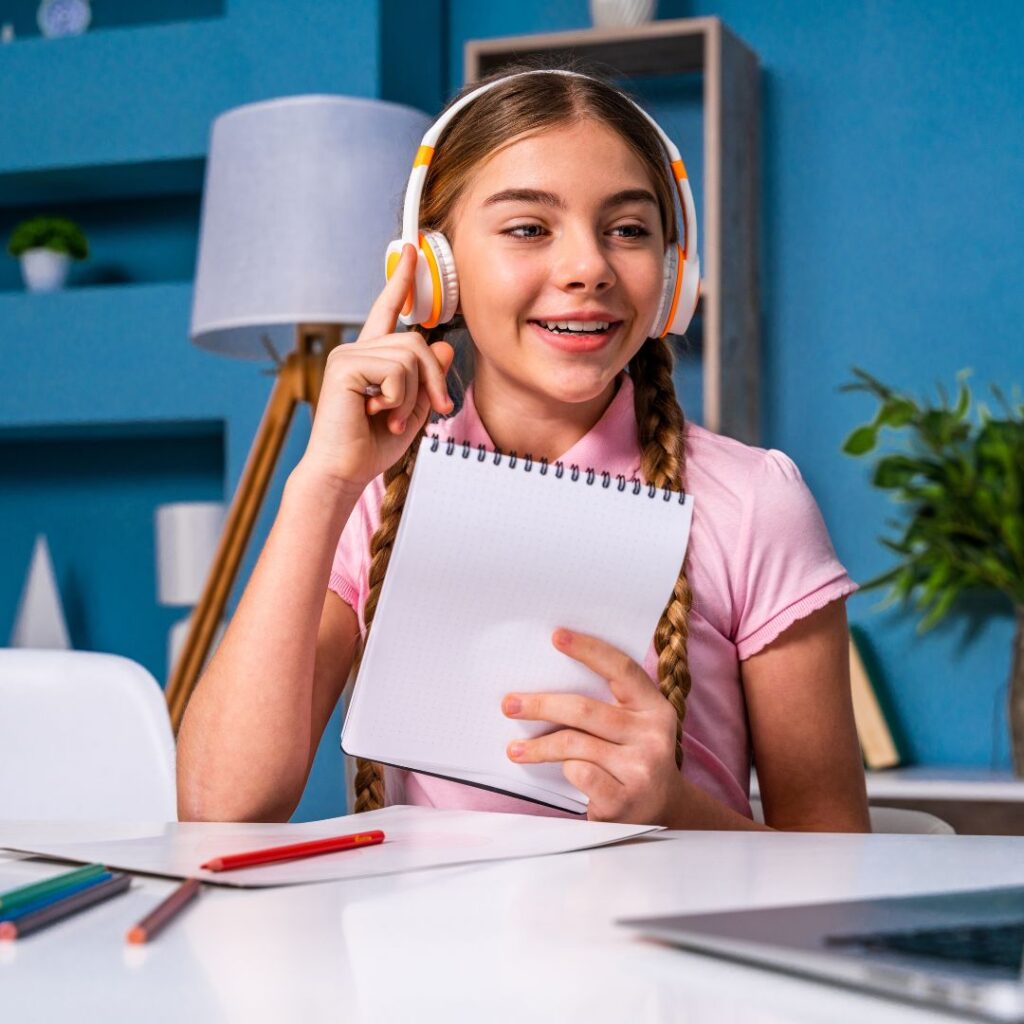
[634,252,667,304]
[460,249,546,316]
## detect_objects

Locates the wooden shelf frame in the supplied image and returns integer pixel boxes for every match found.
[465,17,761,444]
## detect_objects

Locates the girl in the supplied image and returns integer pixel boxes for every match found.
[177,64,870,832]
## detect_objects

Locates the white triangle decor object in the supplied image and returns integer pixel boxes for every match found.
[9,534,72,650]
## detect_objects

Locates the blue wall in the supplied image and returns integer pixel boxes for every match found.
[2,0,1021,824]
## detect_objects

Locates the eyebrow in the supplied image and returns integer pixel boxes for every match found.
[482,187,658,211]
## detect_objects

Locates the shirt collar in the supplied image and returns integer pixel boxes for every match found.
[432,372,642,478]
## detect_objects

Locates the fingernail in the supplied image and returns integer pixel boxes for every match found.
[504,697,521,716]
[508,742,525,760]
[553,629,572,648]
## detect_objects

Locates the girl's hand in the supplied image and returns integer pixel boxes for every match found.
[502,629,684,826]
[301,242,456,494]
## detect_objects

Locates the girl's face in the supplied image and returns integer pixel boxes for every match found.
[449,118,667,408]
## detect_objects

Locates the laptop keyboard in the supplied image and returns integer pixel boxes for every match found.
[827,921,1024,971]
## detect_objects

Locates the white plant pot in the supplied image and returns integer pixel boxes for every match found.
[19,247,71,292]
[589,0,657,28]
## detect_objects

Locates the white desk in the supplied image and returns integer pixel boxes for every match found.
[3,828,1024,1023]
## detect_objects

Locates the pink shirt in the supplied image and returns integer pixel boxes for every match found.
[329,372,858,819]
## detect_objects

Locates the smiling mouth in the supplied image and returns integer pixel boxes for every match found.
[526,319,623,352]
[528,318,621,336]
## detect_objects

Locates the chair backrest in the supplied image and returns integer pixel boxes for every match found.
[749,798,954,834]
[0,648,177,821]
[865,804,955,835]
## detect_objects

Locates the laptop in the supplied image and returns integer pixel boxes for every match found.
[620,885,1024,1021]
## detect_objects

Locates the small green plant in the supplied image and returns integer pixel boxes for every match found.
[840,367,1024,630]
[7,215,89,260]
[841,366,1024,774]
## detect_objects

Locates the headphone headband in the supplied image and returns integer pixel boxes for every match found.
[400,69,697,264]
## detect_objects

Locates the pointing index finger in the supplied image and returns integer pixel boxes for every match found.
[359,242,417,342]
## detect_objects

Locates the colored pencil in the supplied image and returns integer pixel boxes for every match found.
[0,872,131,940]
[200,829,386,872]
[0,863,105,912]
[125,878,201,944]
[0,872,113,921]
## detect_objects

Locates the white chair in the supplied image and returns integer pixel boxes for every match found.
[0,649,177,820]
[749,797,955,834]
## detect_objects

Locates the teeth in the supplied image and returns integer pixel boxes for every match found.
[538,319,610,332]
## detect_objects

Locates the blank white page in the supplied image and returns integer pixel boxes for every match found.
[342,436,695,813]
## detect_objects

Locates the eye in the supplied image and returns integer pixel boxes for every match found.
[502,224,548,240]
[610,223,651,239]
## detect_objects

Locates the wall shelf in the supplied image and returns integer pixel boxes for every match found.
[465,17,761,444]
[0,156,206,208]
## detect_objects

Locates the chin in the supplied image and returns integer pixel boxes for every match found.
[531,363,621,406]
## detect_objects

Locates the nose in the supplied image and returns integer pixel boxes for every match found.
[554,224,615,294]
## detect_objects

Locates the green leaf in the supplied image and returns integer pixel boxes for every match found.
[876,397,918,429]
[917,586,959,632]
[954,369,973,420]
[1002,515,1024,565]
[873,455,919,489]
[843,425,878,455]
[920,558,953,603]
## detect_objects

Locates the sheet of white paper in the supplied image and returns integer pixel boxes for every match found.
[0,806,662,887]
[342,435,695,808]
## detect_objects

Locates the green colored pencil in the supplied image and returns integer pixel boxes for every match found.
[0,863,106,912]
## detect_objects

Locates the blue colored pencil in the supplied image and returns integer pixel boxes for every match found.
[0,872,114,922]
[0,863,105,912]
[0,872,131,940]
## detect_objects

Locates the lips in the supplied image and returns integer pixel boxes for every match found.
[527,319,621,352]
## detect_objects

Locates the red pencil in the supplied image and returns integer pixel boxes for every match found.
[200,830,385,872]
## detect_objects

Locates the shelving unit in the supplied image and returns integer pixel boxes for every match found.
[465,17,761,444]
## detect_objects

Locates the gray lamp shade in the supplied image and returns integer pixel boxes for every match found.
[190,94,431,359]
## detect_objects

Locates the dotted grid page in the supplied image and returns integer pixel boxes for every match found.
[341,437,695,812]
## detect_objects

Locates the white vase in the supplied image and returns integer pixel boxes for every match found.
[19,247,71,292]
[589,0,657,28]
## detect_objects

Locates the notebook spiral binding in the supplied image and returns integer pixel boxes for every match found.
[427,435,688,505]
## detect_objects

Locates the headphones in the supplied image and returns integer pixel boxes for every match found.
[385,69,701,339]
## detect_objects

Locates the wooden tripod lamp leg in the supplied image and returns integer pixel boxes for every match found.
[166,325,341,731]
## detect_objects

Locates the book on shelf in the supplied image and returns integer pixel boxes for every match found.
[849,626,902,770]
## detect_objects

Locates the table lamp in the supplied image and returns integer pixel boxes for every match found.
[166,95,430,729]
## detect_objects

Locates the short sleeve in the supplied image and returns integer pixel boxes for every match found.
[732,449,858,660]
[327,492,367,611]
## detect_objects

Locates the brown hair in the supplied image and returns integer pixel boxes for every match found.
[352,61,693,813]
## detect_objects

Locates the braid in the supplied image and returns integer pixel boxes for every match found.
[352,326,453,813]
[628,338,694,769]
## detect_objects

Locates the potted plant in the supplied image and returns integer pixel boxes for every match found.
[841,367,1024,774]
[6,215,89,292]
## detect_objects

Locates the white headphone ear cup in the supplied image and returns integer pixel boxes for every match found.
[667,252,701,338]
[649,244,680,338]
[421,231,459,328]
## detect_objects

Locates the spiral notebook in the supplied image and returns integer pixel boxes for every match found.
[341,434,695,814]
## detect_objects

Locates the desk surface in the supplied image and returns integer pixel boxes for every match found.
[4,827,1024,1023]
